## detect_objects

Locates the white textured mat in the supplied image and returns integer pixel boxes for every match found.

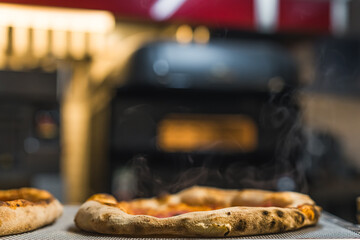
[1,206,360,239]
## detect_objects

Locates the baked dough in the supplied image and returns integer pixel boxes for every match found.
[0,188,63,236]
[75,186,321,237]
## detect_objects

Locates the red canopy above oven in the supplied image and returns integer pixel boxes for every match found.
[0,0,345,34]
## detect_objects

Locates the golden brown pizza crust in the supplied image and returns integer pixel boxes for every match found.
[74,186,321,237]
[0,188,63,236]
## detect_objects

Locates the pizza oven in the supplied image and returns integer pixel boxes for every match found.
[109,40,303,199]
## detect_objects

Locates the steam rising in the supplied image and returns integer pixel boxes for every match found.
[268,89,308,193]
[112,89,308,200]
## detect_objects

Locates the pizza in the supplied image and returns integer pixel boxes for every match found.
[75,186,321,237]
[0,188,63,236]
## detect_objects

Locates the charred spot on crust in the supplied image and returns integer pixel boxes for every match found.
[262,210,269,216]
[294,211,305,224]
[276,210,284,218]
[278,222,286,232]
[226,212,231,216]
[175,224,187,232]
[224,230,230,236]
[270,219,276,229]
[0,201,9,206]
[37,198,53,205]
[108,225,117,233]
[236,219,247,231]
[43,198,53,204]
[181,218,191,223]
[133,223,145,233]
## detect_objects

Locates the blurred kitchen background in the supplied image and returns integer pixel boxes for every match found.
[1,0,360,223]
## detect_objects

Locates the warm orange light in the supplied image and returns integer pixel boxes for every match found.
[13,27,28,55]
[0,26,7,54]
[88,33,106,56]
[176,25,193,44]
[194,26,210,44]
[70,32,86,60]
[0,3,115,33]
[157,114,257,152]
[0,3,115,61]
[52,30,68,58]
[32,29,48,58]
